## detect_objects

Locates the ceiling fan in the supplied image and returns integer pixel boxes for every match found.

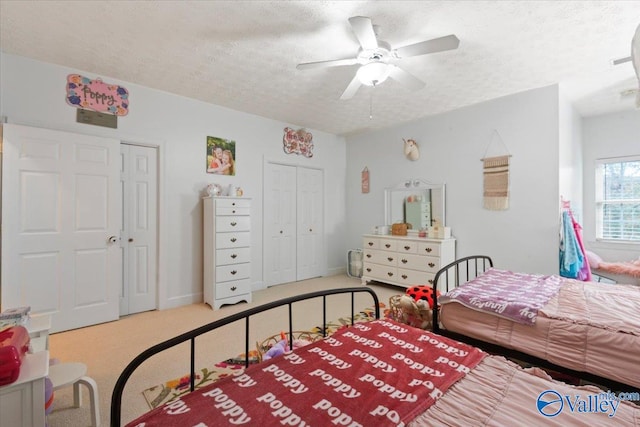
[296,16,460,100]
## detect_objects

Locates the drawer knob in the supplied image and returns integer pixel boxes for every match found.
[232,210,236,214]
[366,254,372,258]
[231,221,237,226]
[231,286,237,291]
[428,262,435,268]
[231,254,237,259]
[387,272,394,277]
[425,248,433,253]
[232,202,236,206]
[366,268,371,272]
[404,245,410,250]
[401,259,408,264]
[387,257,393,262]
[231,270,237,275]
[402,274,408,279]
[231,237,237,243]
[368,242,373,246]
[385,244,391,248]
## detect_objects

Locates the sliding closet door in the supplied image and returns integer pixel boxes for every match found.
[264,163,297,286]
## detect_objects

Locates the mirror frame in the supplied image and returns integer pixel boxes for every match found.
[384,179,446,229]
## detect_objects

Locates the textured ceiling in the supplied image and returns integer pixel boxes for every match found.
[1,1,639,136]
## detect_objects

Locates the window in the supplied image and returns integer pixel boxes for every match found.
[595,156,640,242]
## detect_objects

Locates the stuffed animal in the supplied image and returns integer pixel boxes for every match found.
[262,339,288,360]
[406,285,440,309]
[262,334,314,361]
[395,294,432,329]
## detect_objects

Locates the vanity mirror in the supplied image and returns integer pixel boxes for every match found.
[384,179,446,230]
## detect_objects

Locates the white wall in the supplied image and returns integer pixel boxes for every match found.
[582,109,640,263]
[558,87,583,220]
[346,85,561,274]
[0,53,348,308]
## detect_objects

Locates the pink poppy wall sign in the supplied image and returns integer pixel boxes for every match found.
[283,127,313,158]
[66,74,129,116]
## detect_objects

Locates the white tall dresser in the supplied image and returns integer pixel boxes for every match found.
[203,197,252,309]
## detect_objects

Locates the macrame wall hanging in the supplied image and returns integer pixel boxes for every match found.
[481,130,511,211]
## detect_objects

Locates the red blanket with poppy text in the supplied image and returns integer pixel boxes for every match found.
[127,319,485,427]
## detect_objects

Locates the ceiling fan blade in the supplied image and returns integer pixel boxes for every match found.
[394,34,460,58]
[296,58,358,70]
[388,65,425,91]
[340,75,362,100]
[348,16,378,50]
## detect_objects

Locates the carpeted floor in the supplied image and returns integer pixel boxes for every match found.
[46,275,400,426]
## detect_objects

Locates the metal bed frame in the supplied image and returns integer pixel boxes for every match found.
[431,255,639,393]
[110,287,380,427]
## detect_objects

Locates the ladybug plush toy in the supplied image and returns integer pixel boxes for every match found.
[405,285,441,309]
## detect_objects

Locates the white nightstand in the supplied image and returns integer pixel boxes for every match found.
[0,350,49,427]
[28,314,52,353]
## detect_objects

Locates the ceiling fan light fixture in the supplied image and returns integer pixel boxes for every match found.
[357,62,391,86]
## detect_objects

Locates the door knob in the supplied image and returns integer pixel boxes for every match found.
[128,238,134,243]
[107,236,118,244]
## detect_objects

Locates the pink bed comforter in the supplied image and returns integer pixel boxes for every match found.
[440,278,640,388]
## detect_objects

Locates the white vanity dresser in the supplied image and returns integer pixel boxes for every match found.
[361,234,455,287]
[362,179,455,288]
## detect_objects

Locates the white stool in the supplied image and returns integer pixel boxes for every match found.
[48,362,100,426]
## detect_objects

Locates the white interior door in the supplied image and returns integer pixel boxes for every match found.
[297,167,323,280]
[1,124,121,333]
[264,163,296,286]
[119,144,158,315]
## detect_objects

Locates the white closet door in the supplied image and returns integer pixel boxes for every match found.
[119,144,158,315]
[297,167,323,281]
[264,163,296,286]
[1,124,121,332]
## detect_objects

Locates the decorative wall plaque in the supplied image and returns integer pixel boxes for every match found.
[66,74,129,116]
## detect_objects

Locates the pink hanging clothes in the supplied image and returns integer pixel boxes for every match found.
[570,211,592,281]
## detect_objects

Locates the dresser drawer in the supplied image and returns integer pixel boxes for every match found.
[216,263,251,282]
[216,207,250,216]
[216,198,251,209]
[216,216,250,232]
[363,248,397,266]
[363,262,398,281]
[396,268,435,287]
[379,238,398,252]
[215,279,251,299]
[215,232,250,249]
[397,254,440,273]
[363,237,380,249]
[397,241,418,254]
[418,241,441,256]
[216,247,250,266]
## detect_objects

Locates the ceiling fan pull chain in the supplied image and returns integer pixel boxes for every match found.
[369,86,374,120]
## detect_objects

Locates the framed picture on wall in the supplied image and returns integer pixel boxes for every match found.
[206,136,236,176]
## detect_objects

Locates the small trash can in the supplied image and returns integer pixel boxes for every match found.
[347,249,363,278]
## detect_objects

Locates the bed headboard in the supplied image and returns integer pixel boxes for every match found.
[432,255,493,333]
